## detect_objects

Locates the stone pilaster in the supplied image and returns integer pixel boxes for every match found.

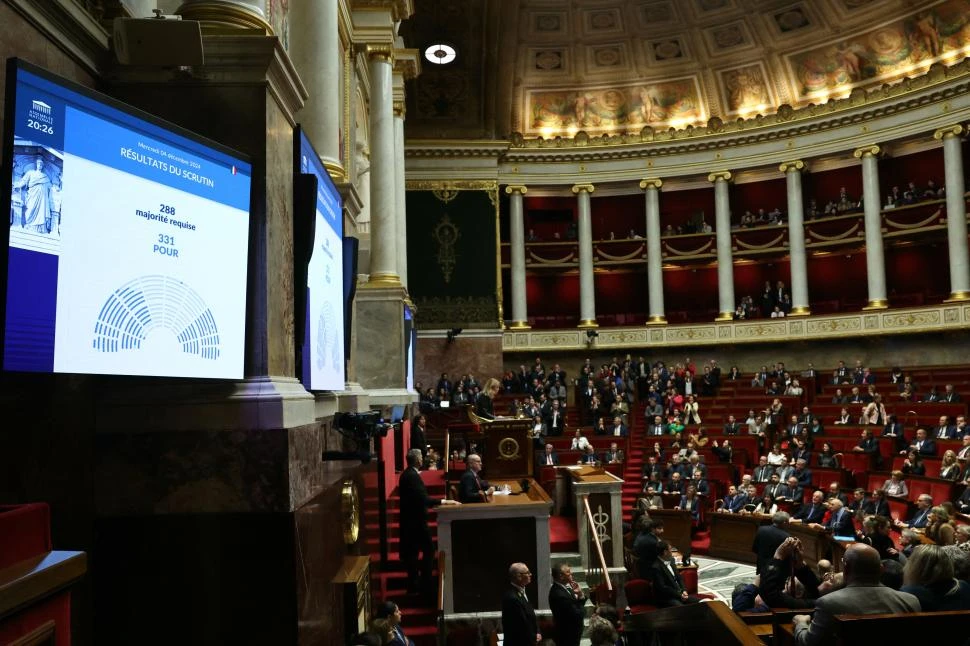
[573,183,597,328]
[708,171,735,320]
[505,185,530,329]
[780,160,810,316]
[853,145,888,309]
[934,125,970,302]
[640,178,666,325]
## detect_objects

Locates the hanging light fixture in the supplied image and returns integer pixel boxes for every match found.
[424,43,456,65]
[422,0,457,65]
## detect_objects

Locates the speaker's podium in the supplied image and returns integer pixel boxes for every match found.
[439,411,551,622]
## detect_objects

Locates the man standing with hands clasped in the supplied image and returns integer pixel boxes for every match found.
[549,563,587,646]
[502,563,541,645]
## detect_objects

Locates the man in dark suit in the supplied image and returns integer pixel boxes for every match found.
[648,541,701,607]
[459,454,494,503]
[724,485,749,513]
[633,519,663,579]
[603,442,624,464]
[906,428,937,456]
[544,400,566,437]
[792,544,920,645]
[852,428,882,468]
[609,415,628,437]
[753,456,775,482]
[502,563,540,646]
[723,414,742,435]
[894,494,933,529]
[818,498,854,536]
[933,415,955,440]
[399,449,460,593]
[764,473,784,499]
[792,490,826,524]
[647,414,667,436]
[863,489,891,517]
[752,511,791,574]
[537,443,559,468]
[548,563,586,646]
[943,384,961,403]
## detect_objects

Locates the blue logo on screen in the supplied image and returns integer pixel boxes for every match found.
[93,275,221,360]
[26,98,56,136]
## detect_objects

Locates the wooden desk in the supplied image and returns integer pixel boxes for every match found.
[436,478,553,615]
[648,509,693,557]
[708,513,767,564]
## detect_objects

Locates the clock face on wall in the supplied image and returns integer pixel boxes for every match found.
[341,480,360,545]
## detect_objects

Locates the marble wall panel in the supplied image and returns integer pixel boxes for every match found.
[415,334,504,392]
[354,298,405,390]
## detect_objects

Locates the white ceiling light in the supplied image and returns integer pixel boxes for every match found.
[424,43,456,65]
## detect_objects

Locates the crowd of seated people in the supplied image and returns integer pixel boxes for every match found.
[733,281,792,319]
[886,180,945,208]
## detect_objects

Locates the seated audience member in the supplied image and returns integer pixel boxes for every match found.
[792,491,826,524]
[647,414,667,436]
[791,544,920,645]
[900,545,970,611]
[846,488,867,514]
[578,445,599,465]
[665,471,686,495]
[692,470,710,497]
[722,485,746,513]
[753,456,775,482]
[895,494,934,530]
[711,438,733,463]
[954,525,970,550]
[925,506,956,546]
[901,450,925,476]
[538,444,559,467]
[863,489,890,518]
[940,449,961,481]
[905,428,937,456]
[647,541,702,607]
[753,493,778,516]
[679,485,702,523]
[640,486,663,510]
[778,476,804,505]
[776,457,795,483]
[571,430,591,451]
[817,498,854,536]
[933,415,956,440]
[833,407,852,425]
[881,470,909,498]
[826,482,847,505]
[898,529,920,561]
[723,414,742,435]
[767,444,785,466]
[642,455,663,485]
[759,537,820,609]
[831,389,847,405]
[859,515,898,560]
[817,442,839,468]
[792,459,813,488]
[957,487,970,515]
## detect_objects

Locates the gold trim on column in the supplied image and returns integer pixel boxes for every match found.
[571,184,595,194]
[646,315,667,325]
[945,291,970,302]
[505,185,528,195]
[789,306,811,316]
[578,319,599,328]
[363,272,402,288]
[779,160,806,173]
[933,125,965,140]
[323,160,346,183]
[639,178,663,190]
[508,321,531,329]
[715,311,735,321]
[853,145,881,159]
[176,1,273,33]
[863,299,889,310]
[363,44,394,63]
[707,171,733,183]
[393,101,406,118]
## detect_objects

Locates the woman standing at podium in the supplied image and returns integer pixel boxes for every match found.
[476,378,501,420]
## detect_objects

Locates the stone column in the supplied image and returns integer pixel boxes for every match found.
[573,184,597,328]
[364,45,400,288]
[639,178,666,324]
[780,160,811,315]
[853,145,888,309]
[177,0,271,30]
[708,171,735,320]
[505,185,530,329]
[393,102,408,288]
[289,0,342,176]
[934,125,970,302]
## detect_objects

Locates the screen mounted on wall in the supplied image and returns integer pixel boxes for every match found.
[1,59,252,379]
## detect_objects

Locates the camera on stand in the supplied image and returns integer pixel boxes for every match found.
[323,410,397,463]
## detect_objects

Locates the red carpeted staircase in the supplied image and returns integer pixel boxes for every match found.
[367,470,445,646]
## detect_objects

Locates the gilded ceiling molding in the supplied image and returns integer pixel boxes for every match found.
[393,48,421,80]
[405,180,498,191]
[351,0,413,22]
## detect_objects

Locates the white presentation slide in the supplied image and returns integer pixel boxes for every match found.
[307,205,345,391]
[52,153,249,378]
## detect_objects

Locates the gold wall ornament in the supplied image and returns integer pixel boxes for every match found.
[432,189,460,204]
[432,213,460,283]
[341,480,360,545]
[497,437,521,460]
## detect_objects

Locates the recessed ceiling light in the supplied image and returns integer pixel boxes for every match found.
[424,43,456,65]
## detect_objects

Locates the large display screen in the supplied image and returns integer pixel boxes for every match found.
[1,59,252,378]
[296,128,344,391]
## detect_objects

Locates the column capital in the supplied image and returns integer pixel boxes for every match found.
[852,144,881,159]
[393,48,422,80]
[361,43,395,63]
[639,178,663,190]
[571,183,595,194]
[393,100,406,118]
[933,124,965,140]
[779,160,806,173]
[707,171,732,183]
[505,185,529,195]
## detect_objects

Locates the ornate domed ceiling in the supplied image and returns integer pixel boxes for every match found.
[400,0,970,140]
